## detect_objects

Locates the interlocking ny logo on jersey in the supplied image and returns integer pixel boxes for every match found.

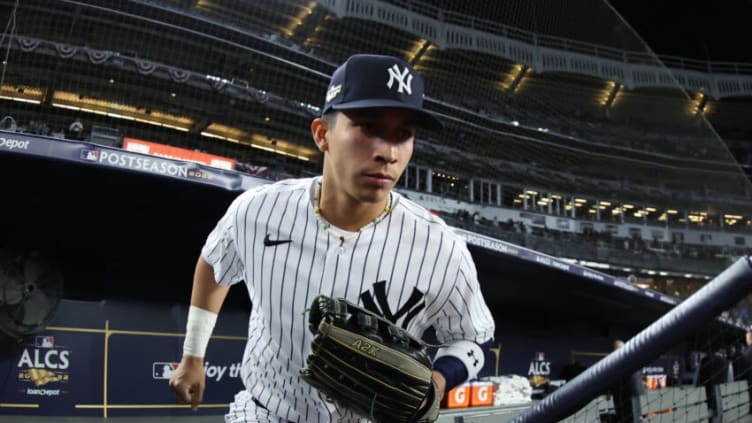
[386,64,413,95]
[360,281,425,329]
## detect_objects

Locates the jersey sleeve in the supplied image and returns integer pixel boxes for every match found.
[201,193,246,287]
[433,243,495,344]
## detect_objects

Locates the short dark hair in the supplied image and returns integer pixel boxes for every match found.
[321,111,337,127]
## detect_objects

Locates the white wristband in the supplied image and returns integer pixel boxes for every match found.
[183,305,218,358]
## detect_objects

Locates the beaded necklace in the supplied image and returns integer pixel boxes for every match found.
[313,180,393,253]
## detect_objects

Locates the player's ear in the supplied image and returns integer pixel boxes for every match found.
[311,117,329,152]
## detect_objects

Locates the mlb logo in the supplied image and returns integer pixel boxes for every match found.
[535,352,545,361]
[35,336,54,348]
[153,362,178,380]
[81,149,99,161]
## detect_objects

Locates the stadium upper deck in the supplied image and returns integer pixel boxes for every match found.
[2,0,751,227]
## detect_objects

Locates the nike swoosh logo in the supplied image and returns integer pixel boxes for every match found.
[264,234,292,247]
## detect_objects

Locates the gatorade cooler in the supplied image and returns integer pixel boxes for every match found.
[443,384,470,408]
[470,381,494,406]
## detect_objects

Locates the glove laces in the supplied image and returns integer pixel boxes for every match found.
[369,393,378,422]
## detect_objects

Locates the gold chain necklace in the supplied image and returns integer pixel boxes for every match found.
[313,181,393,252]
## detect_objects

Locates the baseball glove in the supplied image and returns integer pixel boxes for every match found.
[300,295,440,423]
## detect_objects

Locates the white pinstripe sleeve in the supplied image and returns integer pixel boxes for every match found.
[201,193,246,287]
[434,243,495,344]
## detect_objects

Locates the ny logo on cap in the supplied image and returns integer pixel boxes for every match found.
[386,64,413,95]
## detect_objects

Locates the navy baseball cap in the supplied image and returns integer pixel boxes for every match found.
[322,54,443,130]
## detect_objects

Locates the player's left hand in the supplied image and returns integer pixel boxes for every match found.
[431,371,446,402]
[299,295,440,422]
[417,372,445,417]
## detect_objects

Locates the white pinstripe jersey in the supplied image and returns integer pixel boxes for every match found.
[201,176,495,423]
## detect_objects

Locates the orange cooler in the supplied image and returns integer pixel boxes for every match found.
[470,382,494,406]
[443,384,470,408]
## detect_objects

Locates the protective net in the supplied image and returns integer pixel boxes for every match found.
[1,0,752,421]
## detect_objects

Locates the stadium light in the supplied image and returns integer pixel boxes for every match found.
[51,91,193,131]
[0,84,44,104]
[0,96,41,105]
[690,92,708,116]
[284,1,317,37]
[409,39,431,63]
[579,260,610,269]
[202,124,316,162]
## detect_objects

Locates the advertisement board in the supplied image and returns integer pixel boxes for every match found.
[0,300,246,417]
[123,138,236,170]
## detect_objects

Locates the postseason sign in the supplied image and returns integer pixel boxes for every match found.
[0,131,264,191]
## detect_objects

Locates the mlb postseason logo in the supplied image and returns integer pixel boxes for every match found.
[81,149,100,161]
[153,362,178,380]
[36,335,55,348]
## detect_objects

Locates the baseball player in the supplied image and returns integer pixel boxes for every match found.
[169,54,496,422]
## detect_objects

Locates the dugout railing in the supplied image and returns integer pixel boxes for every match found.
[558,381,751,423]
[716,381,752,423]
[432,380,750,423]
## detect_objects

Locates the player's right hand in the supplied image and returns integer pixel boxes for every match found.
[169,355,206,412]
